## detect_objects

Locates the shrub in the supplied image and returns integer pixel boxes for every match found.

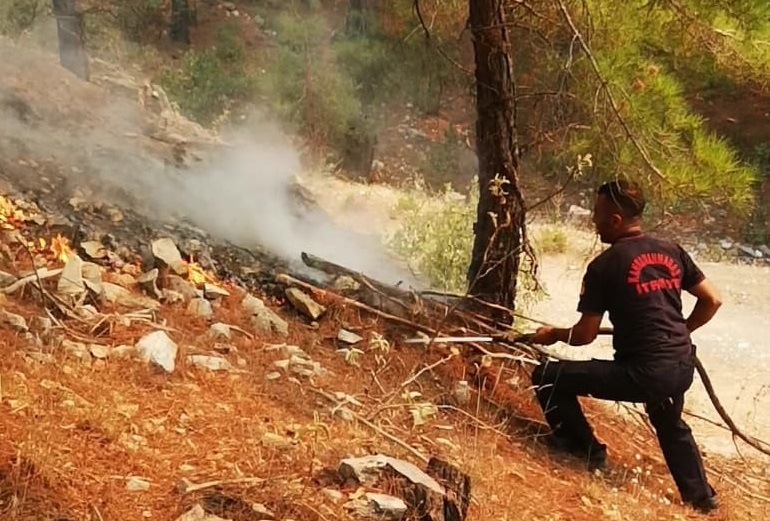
[159,24,253,126]
[387,177,543,310]
[0,0,43,38]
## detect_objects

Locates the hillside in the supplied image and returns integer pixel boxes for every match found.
[0,2,769,520]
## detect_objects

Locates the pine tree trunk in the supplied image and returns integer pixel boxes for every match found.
[170,0,192,44]
[51,0,89,81]
[466,0,525,313]
[345,0,368,36]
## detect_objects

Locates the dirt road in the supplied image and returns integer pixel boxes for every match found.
[534,252,770,460]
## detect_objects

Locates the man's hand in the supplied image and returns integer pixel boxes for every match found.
[529,326,558,346]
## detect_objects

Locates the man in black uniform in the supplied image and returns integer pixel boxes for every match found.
[528,180,722,513]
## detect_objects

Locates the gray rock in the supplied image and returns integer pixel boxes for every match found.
[0,310,28,332]
[125,476,151,491]
[29,316,52,334]
[137,268,162,299]
[203,283,230,300]
[187,355,232,371]
[567,204,591,219]
[102,282,160,309]
[57,254,85,295]
[344,492,407,521]
[135,330,178,372]
[208,323,232,340]
[166,274,200,301]
[188,298,213,317]
[80,240,108,259]
[175,504,230,521]
[760,245,770,258]
[245,296,289,337]
[285,287,326,320]
[337,329,363,345]
[720,239,734,250]
[89,344,110,359]
[737,245,759,258]
[82,262,104,291]
[265,371,282,381]
[161,289,185,304]
[452,380,471,405]
[260,432,295,449]
[62,339,90,360]
[242,293,265,315]
[151,238,187,275]
[251,503,275,520]
[339,455,444,495]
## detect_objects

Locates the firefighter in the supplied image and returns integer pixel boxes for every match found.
[529,179,721,513]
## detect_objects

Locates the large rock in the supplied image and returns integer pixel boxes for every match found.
[339,455,469,521]
[57,254,85,295]
[135,330,178,372]
[166,274,200,301]
[344,492,407,520]
[243,294,288,337]
[151,238,187,275]
[285,287,326,320]
[137,268,162,299]
[0,310,28,332]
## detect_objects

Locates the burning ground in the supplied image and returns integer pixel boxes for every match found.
[0,38,768,521]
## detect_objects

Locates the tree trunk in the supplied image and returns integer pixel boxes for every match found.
[466,0,525,314]
[51,0,89,81]
[345,0,368,36]
[170,0,192,44]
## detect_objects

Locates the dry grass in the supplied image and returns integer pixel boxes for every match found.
[0,271,768,521]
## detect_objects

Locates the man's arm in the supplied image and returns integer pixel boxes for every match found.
[530,313,603,346]
[685,278,722,333]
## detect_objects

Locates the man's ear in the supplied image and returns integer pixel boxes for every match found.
[610,213,623,227]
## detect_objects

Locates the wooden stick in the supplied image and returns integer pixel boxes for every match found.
[177,476,267,494]
[2,267,63,294]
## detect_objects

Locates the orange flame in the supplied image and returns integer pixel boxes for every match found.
[50,234,73,263]
[187,255,215,286]
[0,195,25,230]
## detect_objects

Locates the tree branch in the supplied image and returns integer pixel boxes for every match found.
[553,0,668,181]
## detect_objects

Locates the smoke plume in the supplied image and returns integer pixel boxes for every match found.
[0,38,421,288]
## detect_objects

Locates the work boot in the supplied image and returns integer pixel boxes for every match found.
[685,490,719,514]
[543,433,608,471]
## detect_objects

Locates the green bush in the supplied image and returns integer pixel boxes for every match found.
[159,24,253,126]
[387,177,543,310]
[255,12,367,153]
[0,0,43,38]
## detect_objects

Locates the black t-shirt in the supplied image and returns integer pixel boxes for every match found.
[578,233,705,365]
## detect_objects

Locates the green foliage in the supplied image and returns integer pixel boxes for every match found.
[521,0,763,219]
[532,226,569,255]
[160,24,254,126]
[255,12,365,152]
[387,177,543,309]
[388,181,476,293]
[0,0,42,38]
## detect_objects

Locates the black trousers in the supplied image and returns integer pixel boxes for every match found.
[531,355,714,503]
